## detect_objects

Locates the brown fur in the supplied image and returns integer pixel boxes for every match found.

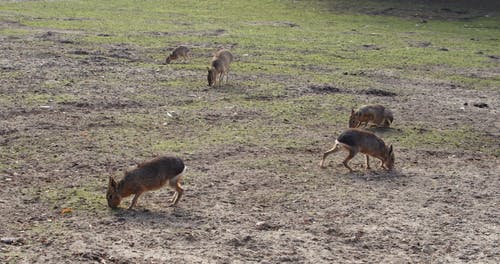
[349,104,394,128]
[165,46,190,64]
[207,49,233,87]
[320,129,394,172]
[107,156,185,209]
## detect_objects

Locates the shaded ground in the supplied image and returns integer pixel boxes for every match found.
[1,1,499,263]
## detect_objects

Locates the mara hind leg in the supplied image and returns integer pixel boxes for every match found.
[183,53,191,63]
[320,142,340,168]
[168,176,184,206]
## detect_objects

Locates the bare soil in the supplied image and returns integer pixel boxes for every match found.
[1,16,499,264]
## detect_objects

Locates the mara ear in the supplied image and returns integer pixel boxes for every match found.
[351,108,355,114]
[207,67,211,71]
[388,144,393,153]
[108,176,117,189]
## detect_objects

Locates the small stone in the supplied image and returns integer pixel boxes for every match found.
[1,237,24,245]
[166,111,179,118]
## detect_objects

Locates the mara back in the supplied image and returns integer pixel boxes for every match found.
[337,129,386,152]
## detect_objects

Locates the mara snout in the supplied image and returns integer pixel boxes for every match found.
[207,49,233,87]
[165,45,190,64]
[320,129,394,172]
[107,156,186,210]
[349,104,394,128]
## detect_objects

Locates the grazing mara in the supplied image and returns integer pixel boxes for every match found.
[107,156,185,209]
[320,129,394,172]
[165,45,190,64]
[349,104,394,128]
[207,49,233,87]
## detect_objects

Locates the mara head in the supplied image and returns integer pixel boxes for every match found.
[384,144,395,170]
[207,68,216,86]
[165,53,176,64]
[348,109,361,128]
[106,176,121,208]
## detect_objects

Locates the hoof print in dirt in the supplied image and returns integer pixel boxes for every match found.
[344,231,364,244]
[361,44,381,50]
[39,31,55,39]
[362,88,397,97]
[409,41,432,48]
[309,84,341,94]
[472,102,488,108]
[487,55,499,61]
[70,50,90,55]
[227,235,253,247]
[343,71,365,76]
[116,217,126,222]
[74,251,109,262]
[255,221,280,231]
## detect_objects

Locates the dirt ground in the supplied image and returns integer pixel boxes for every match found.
[1,9,500,264]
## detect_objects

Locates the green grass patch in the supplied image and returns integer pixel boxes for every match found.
[41,181,106,212]
[0,27,33,36]
[2,0,498,76]
[21,93,78,105]
[386,126,497,155]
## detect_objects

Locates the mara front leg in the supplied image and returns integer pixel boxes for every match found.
[184,53,191,63]
[225,67,230,84]
[217,72,224,87]
[365,155,371,170]
[128,191,143,210]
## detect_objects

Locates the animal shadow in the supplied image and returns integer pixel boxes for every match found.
[345,168,406,181]
[110,205,193,223]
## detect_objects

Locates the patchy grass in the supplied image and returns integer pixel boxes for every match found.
[21,93,78,105]
[0,27,33,36]
[0,1,499,262]
[0,0,498,173]
[440,72,500,91]
[2,0,498,78]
